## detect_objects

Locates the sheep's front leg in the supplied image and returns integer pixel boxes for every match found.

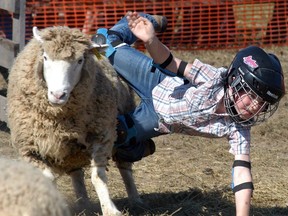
[22,151,55,181]
[91,162,121,216]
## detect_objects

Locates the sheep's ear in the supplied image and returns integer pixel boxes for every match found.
[90,42,109,60]
[33,26,43,43]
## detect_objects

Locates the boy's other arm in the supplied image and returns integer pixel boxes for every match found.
[233,154,253,216]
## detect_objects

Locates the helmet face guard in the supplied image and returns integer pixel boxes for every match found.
[224,69,279,126]
[224,46,285,127]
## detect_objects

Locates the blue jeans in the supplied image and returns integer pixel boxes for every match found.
[107,14,167,159]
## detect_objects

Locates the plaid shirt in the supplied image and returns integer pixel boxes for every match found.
[152,59,251,155]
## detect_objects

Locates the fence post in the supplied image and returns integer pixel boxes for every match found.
[0,0,26,69]
[0,0,26,123]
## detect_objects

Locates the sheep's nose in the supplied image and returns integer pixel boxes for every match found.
[51,91,66,100]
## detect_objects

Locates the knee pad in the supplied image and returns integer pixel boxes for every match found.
[115,114,137,145]
[92,28,127,58]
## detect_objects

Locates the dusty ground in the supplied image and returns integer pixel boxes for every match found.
[0,46,287,216]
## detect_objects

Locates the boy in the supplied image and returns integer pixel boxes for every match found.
[93,11,285,215]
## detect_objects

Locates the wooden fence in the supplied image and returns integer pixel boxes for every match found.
[0,0,26,123]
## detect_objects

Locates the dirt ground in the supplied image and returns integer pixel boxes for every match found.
[0,46,287,216]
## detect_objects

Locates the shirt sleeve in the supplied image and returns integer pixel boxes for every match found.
[228,125,251,155]
[185,59,218,86]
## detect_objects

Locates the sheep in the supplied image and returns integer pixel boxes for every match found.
[0,156,71,216]
[6,26,140,216]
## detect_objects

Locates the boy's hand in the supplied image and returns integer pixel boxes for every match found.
[126,11,156,44]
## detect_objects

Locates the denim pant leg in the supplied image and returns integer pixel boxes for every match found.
[107,13,168,161]
[110,45,166,142]
[107,12,168,142]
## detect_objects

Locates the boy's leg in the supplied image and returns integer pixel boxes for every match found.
[111,53,164,162]
[93,13,167,162]
[92,12,167,99]
[113,99,162,162]
[110,45,166,99]
[92,13,166,58]
[114,108,159,163]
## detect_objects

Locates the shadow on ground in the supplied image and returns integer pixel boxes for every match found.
[70,188,288,216]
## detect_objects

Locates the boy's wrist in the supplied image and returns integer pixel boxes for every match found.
[144,35,158,47]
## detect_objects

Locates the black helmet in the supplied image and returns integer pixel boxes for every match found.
[224,46,285,126]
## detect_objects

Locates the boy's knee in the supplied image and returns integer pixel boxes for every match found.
[115,114,137,145]
[113,114,156,162]
[113,138,156,162]
[91,28,126,58]
[91,28,116,58]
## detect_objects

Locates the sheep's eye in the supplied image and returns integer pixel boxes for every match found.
[78,59,83,64]
[43,56,47,61]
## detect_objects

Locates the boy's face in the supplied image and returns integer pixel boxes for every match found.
[224,72,280,126]
[233,89,265,120]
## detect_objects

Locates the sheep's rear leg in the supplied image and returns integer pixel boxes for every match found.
[116,161,142,203]
[91,163,121,216]
[68,169,90,206]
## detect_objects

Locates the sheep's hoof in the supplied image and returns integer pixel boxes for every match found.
[103,209,122,216]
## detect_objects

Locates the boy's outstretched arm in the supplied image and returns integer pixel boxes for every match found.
[233,154,253,216]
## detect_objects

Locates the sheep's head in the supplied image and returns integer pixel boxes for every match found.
[33,26,107,107]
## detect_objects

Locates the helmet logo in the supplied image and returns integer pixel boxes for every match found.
[267,90,278,99]
[243,56,258,68]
